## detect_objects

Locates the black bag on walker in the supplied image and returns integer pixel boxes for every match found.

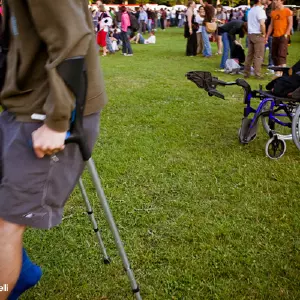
[266,60,300,97]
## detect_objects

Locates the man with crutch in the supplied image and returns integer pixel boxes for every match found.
[0,1,108,299]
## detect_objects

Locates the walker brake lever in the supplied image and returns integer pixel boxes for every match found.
[208,89,225,99]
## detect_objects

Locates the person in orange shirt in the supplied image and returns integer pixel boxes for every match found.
[266,0,293,76]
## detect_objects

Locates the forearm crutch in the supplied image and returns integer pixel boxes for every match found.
[57,57,142,300]
[77,177,111,264]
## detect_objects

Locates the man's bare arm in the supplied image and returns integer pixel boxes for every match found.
[285,15,293,36]
[260,19,266,36]
[266,18,273,40]
[187,10,193,33]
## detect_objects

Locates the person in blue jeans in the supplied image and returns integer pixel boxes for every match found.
[220,32,230,69]
[202,26,212,57]
[265,0,274,67]
[199,0,215,57]
[106,33,115,54]
[120,6,133,56]
[266,36,274,66]
[218,20,247,69]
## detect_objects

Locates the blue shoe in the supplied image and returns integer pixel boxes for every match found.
[8,248,42,300]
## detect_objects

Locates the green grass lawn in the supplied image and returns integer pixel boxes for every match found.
[24,29,300,300]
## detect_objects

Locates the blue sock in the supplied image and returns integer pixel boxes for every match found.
[8,248,42,300]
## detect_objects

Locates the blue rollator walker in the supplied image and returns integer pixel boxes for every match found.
[186,70,300,159]
[10,57,142,300]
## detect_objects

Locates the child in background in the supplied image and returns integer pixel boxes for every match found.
[96,5,112,56]
[109,32,119,51]
[112,26,122,45]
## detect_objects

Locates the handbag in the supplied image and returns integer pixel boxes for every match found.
[206,22,217,33]
[0,0,10,92]
[192,23,199,31]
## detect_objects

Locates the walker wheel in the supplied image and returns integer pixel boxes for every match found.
[265,137,286,159]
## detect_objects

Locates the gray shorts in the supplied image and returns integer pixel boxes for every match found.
[0,110,100,229]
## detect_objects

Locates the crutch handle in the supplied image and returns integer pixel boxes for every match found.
[30,57,92,161]
[56,56,92,161]
[65,131,91,161]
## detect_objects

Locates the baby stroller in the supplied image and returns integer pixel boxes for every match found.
[186,67,300,159]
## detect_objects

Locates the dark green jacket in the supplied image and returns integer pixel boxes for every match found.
[1,0,107,132]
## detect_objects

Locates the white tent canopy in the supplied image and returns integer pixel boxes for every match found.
[222,6,233,11]
[236,5,250,9]
[172,5,187,10]
[157,5,169,10]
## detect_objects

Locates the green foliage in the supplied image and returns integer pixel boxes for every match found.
[221,0,246,7]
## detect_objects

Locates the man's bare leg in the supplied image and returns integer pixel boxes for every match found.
[136,33,141,44]
[0,218,25,300]
[217,35,223,55]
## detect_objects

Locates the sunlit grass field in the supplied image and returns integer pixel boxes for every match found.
[24,29,300,299]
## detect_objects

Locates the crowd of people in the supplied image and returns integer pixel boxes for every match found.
[183,0,299,78]
[89,0,299,78]
[89,1,164,57]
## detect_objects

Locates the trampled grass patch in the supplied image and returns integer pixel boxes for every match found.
[24,29,300,299]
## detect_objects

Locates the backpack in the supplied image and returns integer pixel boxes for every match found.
[129,13,139,32]
[231,43,245,64]
[266,60,300,97]
[266,75,300,97]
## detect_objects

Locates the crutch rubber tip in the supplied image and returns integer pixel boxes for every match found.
[103,257,111,264]
[132,285,140,293]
